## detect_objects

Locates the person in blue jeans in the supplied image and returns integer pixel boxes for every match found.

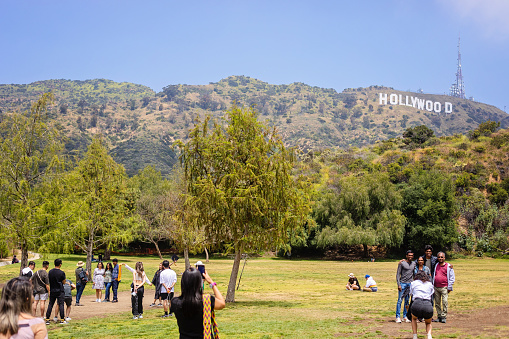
[396,250,415,323]
[111,258,121,302]
[103,262,113,301]
[74,261,88,306]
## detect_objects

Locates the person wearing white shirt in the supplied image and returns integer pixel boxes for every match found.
[409,271,434,339]
[363,274,378,292]
[159,260,177,318]
[21,261,35,278]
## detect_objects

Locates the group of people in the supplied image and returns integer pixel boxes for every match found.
[396,246,456,339]
[1,256,225,339]
[345,273,378,292]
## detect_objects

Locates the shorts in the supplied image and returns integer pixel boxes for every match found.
[34,293,48,301]
[64,297,72,307]
[410,298,433,319]
[160,292,174,301]
[370,287,378,292]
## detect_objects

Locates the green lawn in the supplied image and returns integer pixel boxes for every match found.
[2,254,509,338]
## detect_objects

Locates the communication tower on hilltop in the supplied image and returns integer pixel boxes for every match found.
[449,36,466,99]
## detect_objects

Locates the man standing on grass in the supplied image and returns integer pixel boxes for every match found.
[45,258,67,325]
[159,260,177,318]
[111,258,122,303]
[423,245,438,278]
[21,261,35,278]
[396,250,415,323]
[75,261,88,306]
[31,260,50,317]
[433,252,455,323]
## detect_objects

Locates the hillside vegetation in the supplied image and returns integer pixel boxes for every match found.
[1,76,508,176]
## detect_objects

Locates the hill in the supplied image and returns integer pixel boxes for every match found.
[1,76,508,175]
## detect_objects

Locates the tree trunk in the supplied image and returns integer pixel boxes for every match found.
[204,247,209,263]
[20,240,29,275]
[153,241,163,260]
[104,247,112,261]
[184,247,190,270]
[86,237,94,277]
[363,244,369,258]
[225,246,242,303]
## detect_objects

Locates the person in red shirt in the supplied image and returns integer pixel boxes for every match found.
[432,252,455,323]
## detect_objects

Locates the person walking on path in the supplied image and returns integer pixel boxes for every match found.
[432,252,455,323]
[159,260,177,318]
[30,260,50,317]
[111,258,122,303]
[129,262,148,320]
[74,261,88,306]
[92,262,105,302]
[150,262,163,307]
[103,262,113,302]
[0,277,48,339]
[396,250,416,323]
[409,271,435,339]
[45,259,67,325]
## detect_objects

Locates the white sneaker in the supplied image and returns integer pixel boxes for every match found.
[405,317,412,323]
[53,317,58,323]
[98,299,102,303]
[139,315,143,319]
[65,317,71,321]
[396,317,402,323]
[133,316,138,320]
[413,334,418,339]
[427,334,432,339]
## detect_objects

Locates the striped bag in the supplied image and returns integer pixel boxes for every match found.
[203,294,219,339]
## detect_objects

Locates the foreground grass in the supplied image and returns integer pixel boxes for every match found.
[2,255,509,338]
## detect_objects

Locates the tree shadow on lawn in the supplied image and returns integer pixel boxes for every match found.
[228,300,302,308]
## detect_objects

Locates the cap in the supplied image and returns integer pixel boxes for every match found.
[77,261,84,267]
[365,274,370,279]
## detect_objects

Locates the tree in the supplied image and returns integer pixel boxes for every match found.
[401,170,457,251]
[57,137,134,274]
[0,93,64,273]
[176,105,313,302]
[402,125,434,146]
[314,172,406,257]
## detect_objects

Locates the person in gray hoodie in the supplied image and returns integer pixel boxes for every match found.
[396,250,416,323]
[432,252,455,323]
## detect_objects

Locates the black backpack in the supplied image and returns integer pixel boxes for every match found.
[78,268,88,283]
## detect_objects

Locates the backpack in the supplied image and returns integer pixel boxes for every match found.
[78,268,88,283]
[63,280,72,298]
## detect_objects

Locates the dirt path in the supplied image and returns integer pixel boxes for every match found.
[366,304,509,338]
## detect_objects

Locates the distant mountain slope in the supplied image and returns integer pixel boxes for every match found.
[1,76,507,176]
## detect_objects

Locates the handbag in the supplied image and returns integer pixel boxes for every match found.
[203,294,219,339]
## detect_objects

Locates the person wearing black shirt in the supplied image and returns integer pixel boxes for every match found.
[346,273,360,290]
[170,267,225,339]
[45,258,67,324]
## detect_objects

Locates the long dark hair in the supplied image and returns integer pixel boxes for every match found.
[0,277,33,336]
[105,262,113,272]
[180,267,203,317]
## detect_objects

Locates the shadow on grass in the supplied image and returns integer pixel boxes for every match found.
[228,300,302,308]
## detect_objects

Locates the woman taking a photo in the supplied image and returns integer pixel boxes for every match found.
[131,262,148,320]
[0,277,48,339]
[171,267,225,338]
[409,271,435,339]
[92,262,105,302]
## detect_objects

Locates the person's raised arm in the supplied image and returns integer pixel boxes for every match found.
[202,270,225,310]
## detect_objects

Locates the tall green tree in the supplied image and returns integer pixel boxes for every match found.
[176,105,313,302]
[401,170,457,251]
[314,172,406,257]
[54,137,134,274]
[0,93,64,273]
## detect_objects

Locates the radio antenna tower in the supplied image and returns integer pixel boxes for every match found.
[449,36,465,99]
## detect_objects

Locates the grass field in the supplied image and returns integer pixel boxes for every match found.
[2,254,509,338]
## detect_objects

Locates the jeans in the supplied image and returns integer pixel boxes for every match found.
[75,282,86,304]
[46,293,64,320]
[112,280,120,301]
[396,282,411,319]
[104,282,112,300]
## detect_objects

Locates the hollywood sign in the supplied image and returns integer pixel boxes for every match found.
[379,93,453,114]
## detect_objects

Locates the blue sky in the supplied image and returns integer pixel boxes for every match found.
[1,0,508,110]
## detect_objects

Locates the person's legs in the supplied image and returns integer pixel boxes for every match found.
[411,314,418,334]
[131,291,138,316]
[45,295,56,319]
[402,283,411,320]
[440,288,448,320]
[425,318,432,336]
[434,287,447,320]
[33,298,39,316]
[396,286,405,319]
[138,286,144,315]
[57,294,65,320]
[352,285,360,290]
[363,287,372,292]
[104,282,112,301]
[112,280,119,301]
[76,283,85,304]
[39,299,46,317]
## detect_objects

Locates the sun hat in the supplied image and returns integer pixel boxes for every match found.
[348,273,355,278]
[195,261,204,266]
[77,261,84,267]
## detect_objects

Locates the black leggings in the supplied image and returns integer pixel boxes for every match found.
[46,293,64,319]
[131,285,144,315]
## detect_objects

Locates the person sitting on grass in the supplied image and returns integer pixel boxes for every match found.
[409,271,435,339]
[363,274,378,292]
[0,277,48,339]
[346,273,360,290]
[170,267,225,338]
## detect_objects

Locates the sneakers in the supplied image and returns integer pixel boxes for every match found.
[75,303,83,306]
[157,303,163,306]
[45,319,50,325]
[404,317,411,323]
[169,313,174,317]
[427,334,433,339]
[139,315,143,319]
[65,317,71,321]
[133,316,138,320]
[396,317,402,323]
[53,317,58,323]
[59,320,67,324]
[161,314,169,318]
[112,299,118,303]
[149,303,156,307]
[440,318,446,323]
[103,299,110,302]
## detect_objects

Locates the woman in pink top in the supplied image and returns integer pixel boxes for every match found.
[0,277,48,339]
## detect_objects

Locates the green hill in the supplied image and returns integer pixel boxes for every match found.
[1,76,507,176]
